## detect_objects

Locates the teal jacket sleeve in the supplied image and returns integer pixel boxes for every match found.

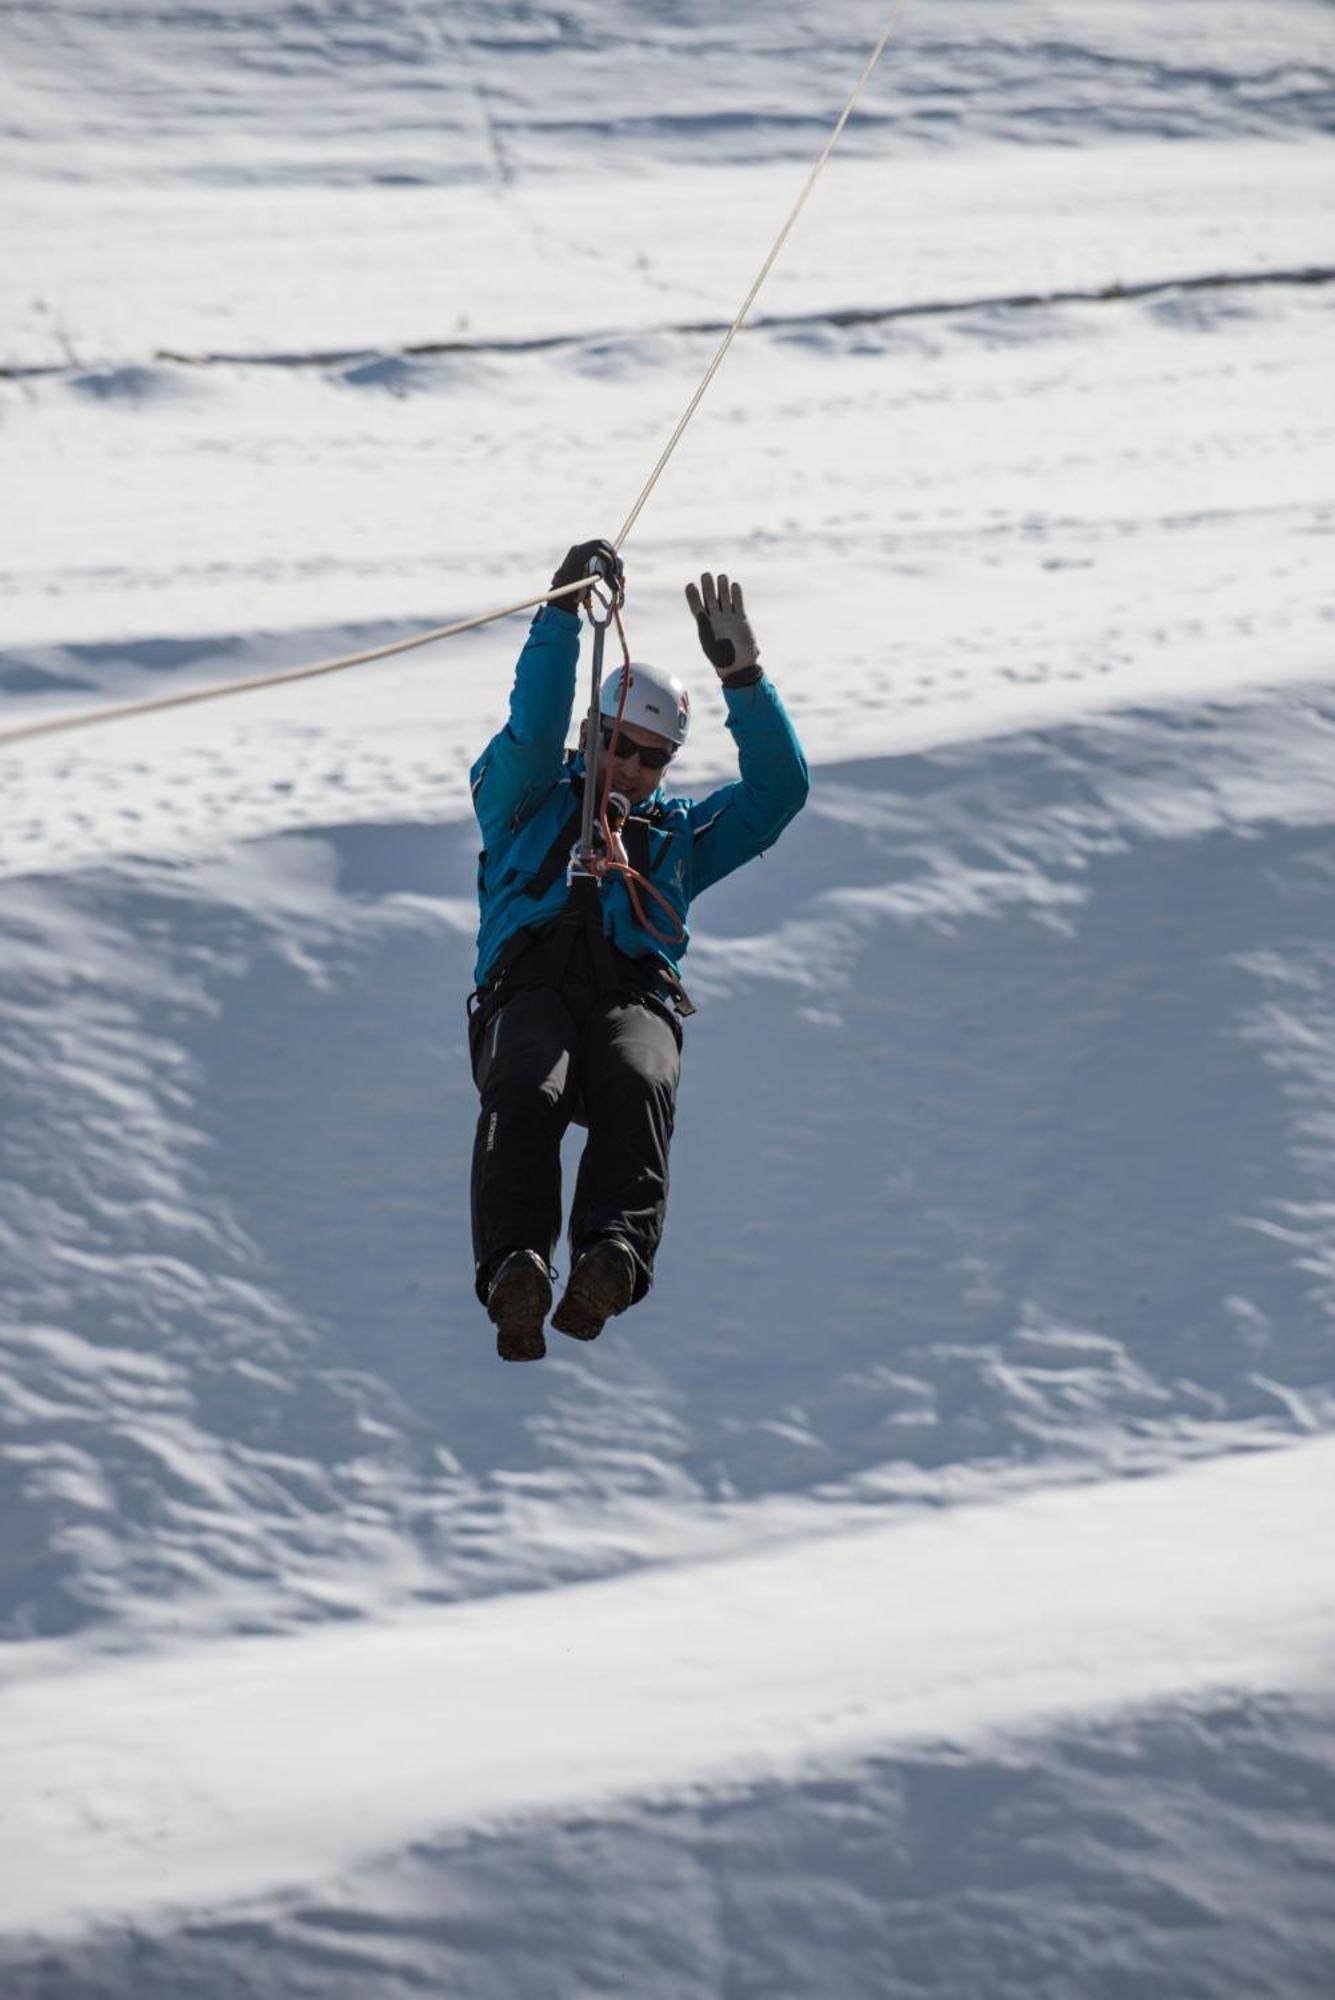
[688,675,810,896]
[470,604,580,844]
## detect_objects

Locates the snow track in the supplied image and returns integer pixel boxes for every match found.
[2,275,1331,876]
[6,140,1332,374]
[6,259,1332,383]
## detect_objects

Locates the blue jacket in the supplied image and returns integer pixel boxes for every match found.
[471,604,809,987]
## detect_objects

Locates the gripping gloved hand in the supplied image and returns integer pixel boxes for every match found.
[550,538,623,612]
[685,572,761,683]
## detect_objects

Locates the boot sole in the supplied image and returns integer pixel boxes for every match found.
[551,1245,635,1342]
[487,1257,552,1362]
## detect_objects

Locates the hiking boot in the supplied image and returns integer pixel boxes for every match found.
[485,1248,552,1362]
[551,1238,637,1342]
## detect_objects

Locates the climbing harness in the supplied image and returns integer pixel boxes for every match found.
[0,2,909,754]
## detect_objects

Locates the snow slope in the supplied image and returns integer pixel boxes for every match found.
[7,1690,1335,1998]
[7,690,1335,1650]
[4,1438,1334,1936]
[2,1,1335,1991]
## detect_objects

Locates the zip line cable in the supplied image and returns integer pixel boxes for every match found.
[0,5,907,754]
[0,577,597,750]
[614,0,909,550]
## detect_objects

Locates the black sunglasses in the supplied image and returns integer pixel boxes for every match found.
[599,723,675,771]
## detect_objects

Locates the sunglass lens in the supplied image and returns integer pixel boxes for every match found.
[601,726,672,769]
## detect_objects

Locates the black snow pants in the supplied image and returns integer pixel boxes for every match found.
[468,933,682,1305]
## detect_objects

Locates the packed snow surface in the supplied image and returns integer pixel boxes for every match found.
[2,1,1334,1993]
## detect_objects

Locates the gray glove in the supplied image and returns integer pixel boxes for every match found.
[685,572,761,683]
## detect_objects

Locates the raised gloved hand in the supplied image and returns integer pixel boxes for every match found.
[685,572,761,683]
[550,538,623,612]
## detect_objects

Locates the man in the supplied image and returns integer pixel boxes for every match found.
[468,538,809,1361]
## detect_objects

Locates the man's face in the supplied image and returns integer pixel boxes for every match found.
[580,716,677,807]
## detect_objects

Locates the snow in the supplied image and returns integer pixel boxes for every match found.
[4,1436,1334,1938]
[6,142,1331,372]
[3,274,1332,880]
[2,0,1335,1990]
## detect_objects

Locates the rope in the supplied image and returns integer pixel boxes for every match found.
[589,604,687,948]
[614,0,909,550]
[0,3,909,754]
[0,575,597,750]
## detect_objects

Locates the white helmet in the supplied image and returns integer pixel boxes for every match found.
[600,662,691,748]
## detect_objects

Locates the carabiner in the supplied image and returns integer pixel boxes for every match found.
[581,552,622,630]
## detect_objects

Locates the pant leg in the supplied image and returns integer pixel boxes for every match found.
[569,996,682,1302]
[470,986,581,1299]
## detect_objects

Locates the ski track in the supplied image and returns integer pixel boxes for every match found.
[6,260,1332,383]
